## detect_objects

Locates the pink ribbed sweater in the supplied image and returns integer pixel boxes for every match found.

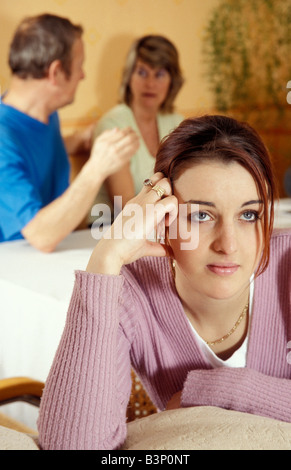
[38,229,291,450]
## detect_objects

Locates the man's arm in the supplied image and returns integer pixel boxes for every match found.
[22,128,139,252]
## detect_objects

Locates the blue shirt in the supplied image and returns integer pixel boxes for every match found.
[0,103,70,242]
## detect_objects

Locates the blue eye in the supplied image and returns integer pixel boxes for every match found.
[240,210,260,222]
[136,67,147,77]
[156,69,167,78]
[190,212,211,223]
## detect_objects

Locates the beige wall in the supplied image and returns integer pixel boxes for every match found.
[0,0,220,132]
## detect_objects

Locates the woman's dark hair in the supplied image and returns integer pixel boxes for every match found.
[120,35,184,113]
[9,14,83,79]
[155,114,278,275]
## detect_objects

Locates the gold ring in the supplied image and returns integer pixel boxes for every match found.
[152,184,166,198]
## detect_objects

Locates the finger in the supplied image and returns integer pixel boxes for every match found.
[142,177,172,202]
[114,129,139,147]
[143,195,178,241]
[142,172,165,188]
[97,127,134,144]
[154,195,178,231]
[114,137,140,163]
[141,173,167,195]
[113,127,137,141]
[96,128,118,140]
[109,131,139,158]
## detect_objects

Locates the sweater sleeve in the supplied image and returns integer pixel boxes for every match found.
[37,270,133,450]
[181,367,291,423]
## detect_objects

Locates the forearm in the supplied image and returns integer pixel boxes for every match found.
[38,270,130,450]
[105,164,135,208]
[21,161,103,252]
[22,128,139,252]
[181,368,291,423]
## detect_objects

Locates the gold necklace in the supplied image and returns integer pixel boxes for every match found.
[205,303,249,347]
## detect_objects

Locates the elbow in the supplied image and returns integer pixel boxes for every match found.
[37,244,57,254]
[21,231,58,253]
[21,216,61,253]
[30,239,58,253]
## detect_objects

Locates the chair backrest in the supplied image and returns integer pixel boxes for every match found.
[126,370,157,422]
[0,377,44,407]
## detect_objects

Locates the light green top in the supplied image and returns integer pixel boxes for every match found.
[90,104,183,224]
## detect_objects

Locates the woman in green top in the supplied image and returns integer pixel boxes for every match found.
[92,35,184,222]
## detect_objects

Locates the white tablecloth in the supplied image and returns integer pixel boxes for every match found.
[0,229,98,429]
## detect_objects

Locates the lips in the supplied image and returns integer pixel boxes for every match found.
[207,264,239,276]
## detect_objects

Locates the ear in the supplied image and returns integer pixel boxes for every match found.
[47,59,65,86]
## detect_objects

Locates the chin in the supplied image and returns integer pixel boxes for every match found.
[59,97,75,109]
[67,96,75,105]
[141,99,159,110]
[205,279,250,301]
[207,291,239,301]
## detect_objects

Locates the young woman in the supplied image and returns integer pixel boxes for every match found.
[38,115,291,450]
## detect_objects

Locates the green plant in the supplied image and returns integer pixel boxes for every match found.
[203,0,291,114]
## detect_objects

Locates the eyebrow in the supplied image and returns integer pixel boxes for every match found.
[184,199,263,207]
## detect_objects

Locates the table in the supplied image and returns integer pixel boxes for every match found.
[0,229,98,429]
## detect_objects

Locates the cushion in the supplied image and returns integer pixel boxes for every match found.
[122,406,291,450]
[0,425,39,450]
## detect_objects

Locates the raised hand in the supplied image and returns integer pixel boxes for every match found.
[86,173,178,275]
[89,127,140,179]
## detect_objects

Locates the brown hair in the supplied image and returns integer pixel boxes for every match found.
[119,35,184,113]
[8,14,83,79]
[155,115,278,275]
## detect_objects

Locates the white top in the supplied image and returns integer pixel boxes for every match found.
[189,277,254,368]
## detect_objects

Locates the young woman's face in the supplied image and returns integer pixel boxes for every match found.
[170,160,264,301]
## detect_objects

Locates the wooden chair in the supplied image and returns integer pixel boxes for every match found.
[0,377,44,407]
[0,377,44,434]
[0,372,156,430]
[126,370,157,422]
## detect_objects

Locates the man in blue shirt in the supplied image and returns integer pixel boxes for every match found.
[0,14,138,251]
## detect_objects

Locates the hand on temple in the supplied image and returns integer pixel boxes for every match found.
[86,172,178,275]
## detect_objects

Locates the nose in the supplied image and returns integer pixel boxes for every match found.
[144,74,156,88]
[211,222,238,255]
